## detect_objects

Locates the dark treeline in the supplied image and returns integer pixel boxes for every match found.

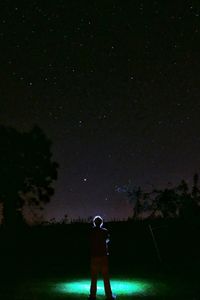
[117,174,200,221]
[1,124,200,230]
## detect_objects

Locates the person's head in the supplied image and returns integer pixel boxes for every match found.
[93,215,103,228]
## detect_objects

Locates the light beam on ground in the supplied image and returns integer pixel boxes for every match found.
[55,279,155,296]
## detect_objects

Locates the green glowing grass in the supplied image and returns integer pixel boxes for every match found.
[55,279,155,296]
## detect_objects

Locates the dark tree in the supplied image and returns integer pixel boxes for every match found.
[152,188,179,218]
[191,173,200,202]
[178,175,200,220]
[117,175,200,221]
[116,182,147,219]
[0,125,59,230]
[177,180,190,219]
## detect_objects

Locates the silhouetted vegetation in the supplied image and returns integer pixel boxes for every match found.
[117,174,200,222]
[0,125,59,231]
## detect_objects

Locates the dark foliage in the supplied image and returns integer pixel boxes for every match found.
[0,125,59,230]
[117,175,200,221]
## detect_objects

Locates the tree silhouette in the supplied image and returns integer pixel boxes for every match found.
[153,188,179,218]
[0,125,59,230]
[118,174,200,221]
[116,181,148,219]
[176,179,190,219]
[178,175,200,220]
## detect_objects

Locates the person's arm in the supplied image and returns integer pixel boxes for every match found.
[106,232,110,244]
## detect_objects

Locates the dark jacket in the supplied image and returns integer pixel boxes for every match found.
[90,226,110,257]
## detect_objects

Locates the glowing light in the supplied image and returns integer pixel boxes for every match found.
[55,279,156,296]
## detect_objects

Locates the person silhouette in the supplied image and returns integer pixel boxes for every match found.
[88,215,116,300]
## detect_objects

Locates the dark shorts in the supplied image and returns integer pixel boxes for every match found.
[90,256,109,275]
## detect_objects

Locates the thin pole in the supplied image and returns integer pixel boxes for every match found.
[149,224,162,263]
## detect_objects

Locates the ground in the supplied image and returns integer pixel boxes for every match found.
[1,268,199,299]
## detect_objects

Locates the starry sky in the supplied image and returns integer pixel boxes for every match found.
[1,1,200,222]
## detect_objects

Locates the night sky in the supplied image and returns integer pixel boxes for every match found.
[1,1,200,222]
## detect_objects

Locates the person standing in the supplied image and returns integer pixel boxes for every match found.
[88,215,116,300]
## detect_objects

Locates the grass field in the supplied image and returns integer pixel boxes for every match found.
[1,268,199,300]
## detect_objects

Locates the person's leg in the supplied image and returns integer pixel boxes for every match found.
[89,257,99,299]
[101,256,113,299]
[90,275,97,298]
